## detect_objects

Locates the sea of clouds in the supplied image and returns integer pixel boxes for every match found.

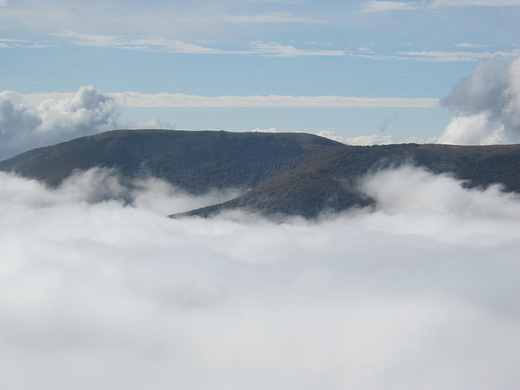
[0,166,520,390]
[1,166,520,389]
[2,57,520,389]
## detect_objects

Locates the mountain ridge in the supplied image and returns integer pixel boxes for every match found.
[1,129,520,218]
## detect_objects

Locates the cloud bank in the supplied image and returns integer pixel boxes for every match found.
[1,165,520,389]
[438,56,520,144]
[24,91,439,109]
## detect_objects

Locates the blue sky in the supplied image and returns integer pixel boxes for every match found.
[1,0,520,148]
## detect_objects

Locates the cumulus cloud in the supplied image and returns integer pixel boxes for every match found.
[0,86,119,159]
[1,165,520,389]
[0,86,172,160]
[437,56,520,144]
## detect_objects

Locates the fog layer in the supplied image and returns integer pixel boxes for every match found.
[1,166,520,389]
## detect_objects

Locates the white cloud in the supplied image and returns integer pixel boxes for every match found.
[221,12,323,23]
[52,31,228,54]
[53,32,346,57]
[251,127,278,133]
[248,41,345,56]
[433,0,520,6]
[24,92,440,108]
[438,56,520,145]
[398,50,518,62]
[454,43,492,49]
[115,92,439,108]
[2,165,520,388]
[358,0,520,13]
[318,131,398,145]
[358,1,421,13]
[0,86,119,159]
[436,113,510,145]
[351,48,518,63]
[0,86,173,160]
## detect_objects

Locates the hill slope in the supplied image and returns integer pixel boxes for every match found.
[1,129,520,218]
[0,129,337,193]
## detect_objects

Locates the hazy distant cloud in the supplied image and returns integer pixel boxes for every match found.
[438,56,520,144]
[433,0,520,6]
[220,12,323,23]
[358,1,421,13]
[398,50,518,62]
[248,41,345,56]
[318,130,437,145]
[251,127,278,133]
[358,0,520,13]
[454,42,492,49]
[114,92,439,108]
[25,92,439,108]
[351,48,518,63]
[318,131,398,145]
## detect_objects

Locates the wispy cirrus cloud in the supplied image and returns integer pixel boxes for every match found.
[248,41,344,56]
[358,1,421,13]
[52,32,228,54]
[0,38,57,49]
[55,31,516,62]
[454,43,492,49]
[219,12,324,23]
[398,50,518,62]
[433,0,520,6]
[53,31,345,57]
[351,48,518,62]
[358,0,520,12]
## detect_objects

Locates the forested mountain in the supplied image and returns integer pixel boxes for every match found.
[1,129,520,218]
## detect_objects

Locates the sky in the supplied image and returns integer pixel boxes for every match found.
[2,0,520,154]
[3,2,520,388]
